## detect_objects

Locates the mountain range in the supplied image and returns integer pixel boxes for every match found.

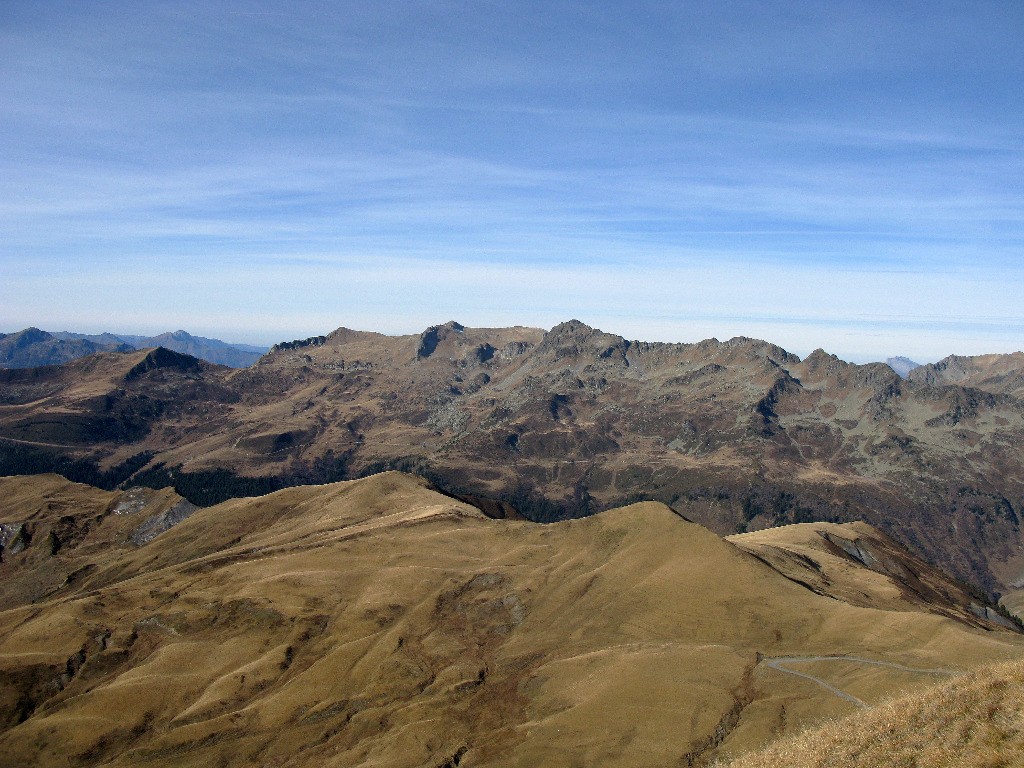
[1,471,1021,766]
[1,320,1023,610]
[0,328,267,369]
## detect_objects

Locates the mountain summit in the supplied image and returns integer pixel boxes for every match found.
[885,356,921,378]
[2,322,1024,606]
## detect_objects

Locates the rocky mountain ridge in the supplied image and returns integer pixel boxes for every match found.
[0,327,134,368]
[908,351,1024,398]
[1,321,1024,603]
[1,328,267,369]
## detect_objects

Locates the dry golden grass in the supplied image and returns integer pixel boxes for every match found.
[1001,589,1024,619]
[723,658,1024,768]
[2,472,1023,767]
[727,521,998,628]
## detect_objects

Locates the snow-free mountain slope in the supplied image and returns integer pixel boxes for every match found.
[0,328,132,369]
[1,471,1021,767]
[2,328,268,368]
[908,351,1024,398]
[2,321,1024,602]
[725,658,1024,768]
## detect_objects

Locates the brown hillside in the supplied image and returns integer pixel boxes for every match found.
[2,322,1024,601]
[0,474,194,608]
[723,658,1024,768]
[728,521,1017,629]
[1,472,1022,767]
[909,351,1024,397]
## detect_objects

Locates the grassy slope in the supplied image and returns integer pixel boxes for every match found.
[723,658,1024,768]
[1,472,1022,767]
[727,521,1005,628]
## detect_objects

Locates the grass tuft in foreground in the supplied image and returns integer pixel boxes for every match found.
[724,659,1024,768]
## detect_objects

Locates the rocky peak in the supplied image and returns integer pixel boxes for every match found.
[908,355,972,387]
[416,321,466,359]
[547,319,595,337]
[270,335,327,353]
[537,320,632,364]
[801,348,845,375]
[9,328,51,349]
[124,347,204,381]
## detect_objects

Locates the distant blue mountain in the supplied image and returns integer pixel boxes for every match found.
[885,356,922,378]
[3,329,269,369]
[124,330,268,368]
[0,328,133,369]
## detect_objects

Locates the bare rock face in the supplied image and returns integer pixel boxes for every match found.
[2,322,1024,599]
[0,523,29,559]
[129,499,198,546]
[909,352,1024,397]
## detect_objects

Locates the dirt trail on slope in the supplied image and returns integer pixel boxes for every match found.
[762,656,953,709]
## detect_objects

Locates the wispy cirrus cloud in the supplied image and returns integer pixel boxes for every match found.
[1,1,1022,359]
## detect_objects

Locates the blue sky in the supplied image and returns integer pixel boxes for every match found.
[1,1,1022,361]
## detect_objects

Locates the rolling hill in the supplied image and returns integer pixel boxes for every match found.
[1,471,1021,767]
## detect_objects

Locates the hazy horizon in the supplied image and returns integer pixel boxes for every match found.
[0,316,987,367]
[2,2,1021,362]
